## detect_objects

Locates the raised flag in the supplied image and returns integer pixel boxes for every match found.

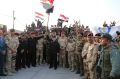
[35,12,44,16]
[40,0,54,10]
[46,6,54,13]
[35,12,44,20]
[48,0,54,4]
[59,14,69,22]
[41,0,54,4]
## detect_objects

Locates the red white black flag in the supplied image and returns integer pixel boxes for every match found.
[59,14,69,22]
[40,0,54,10]
[35,11,44,20]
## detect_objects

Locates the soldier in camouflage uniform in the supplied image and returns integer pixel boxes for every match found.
[82,36,91,79]
[36,36,44,65]
[66,36,76,71]
[74,32,85,74]
[58,31,67,67]
[5,29,19,75]
[97,33,120,79]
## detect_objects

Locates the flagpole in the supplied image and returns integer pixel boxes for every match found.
[13,10,15,29]
[46,13,50,33]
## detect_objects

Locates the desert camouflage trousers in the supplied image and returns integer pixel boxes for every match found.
[36,48,43,65]
[59,49,66,67]
[6,50,16,74]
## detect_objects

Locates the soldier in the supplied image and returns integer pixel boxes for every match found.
[48,31,60,70]
[66,36,76,71]
[5,29,19,75]
[97,33,120,79]
[36,34,44,65]
[82,34,91,79]
[74,32,85,74]
[85,33,98,79]
[16,34,27,71]
[27,32,43,67]
[27,32,37,67]
[58,31,67,67]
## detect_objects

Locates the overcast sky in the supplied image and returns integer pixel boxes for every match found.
[0,0,120,31]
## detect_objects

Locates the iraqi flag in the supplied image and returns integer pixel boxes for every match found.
[40,0,54,10]
[35,11,45,20]
[59,14,69,22]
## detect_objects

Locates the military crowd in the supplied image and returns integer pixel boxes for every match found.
[0,23,120,79]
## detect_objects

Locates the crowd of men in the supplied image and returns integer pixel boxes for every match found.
[0,22,120,79]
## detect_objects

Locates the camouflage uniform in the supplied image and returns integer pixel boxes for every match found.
[74,35,85,73]
[66,37,76,71]
[97,45,112,79]
[5,34,19,75]
[97,33,114,79]
[86,43,98,79]
[82,42,90,79]
[36,38,44,65]
[58,37,67,67]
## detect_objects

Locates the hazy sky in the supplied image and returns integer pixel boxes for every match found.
[0,0,120,31]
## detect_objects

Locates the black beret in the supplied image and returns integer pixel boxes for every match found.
[87,33,93,37]
[95,33,101,37]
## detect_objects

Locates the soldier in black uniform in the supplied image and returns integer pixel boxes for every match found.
[16,34,28,70]
[48,31,60,70]
[27,32,43,67]
[21,34,28,68]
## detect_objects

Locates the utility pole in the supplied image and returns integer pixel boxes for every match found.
[13,10,15,29]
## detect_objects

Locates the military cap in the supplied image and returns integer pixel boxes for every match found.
[95,33,101,37]
[101,33,112,41]
[116,31,120,35]
[83,33,87,37]
[14,32,20,36]
[87,33,93,37]
[95,33,101,38]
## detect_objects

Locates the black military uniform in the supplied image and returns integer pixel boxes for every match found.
[27,33,43,67]
[49,38,60,69]
[16,36,28,70]
[16,37,22,70]
[28,37,37,67]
